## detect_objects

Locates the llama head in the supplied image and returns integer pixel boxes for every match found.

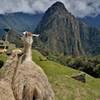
[23,31,33,46]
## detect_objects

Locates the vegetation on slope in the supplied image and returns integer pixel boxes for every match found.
[38,49,100,78]
[32,50,100,100]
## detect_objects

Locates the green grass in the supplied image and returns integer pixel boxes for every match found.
[32,50,100,100]
[0,50,100,100]
[0,53,8,62]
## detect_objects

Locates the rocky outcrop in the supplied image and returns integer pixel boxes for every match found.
[71,73,86,83]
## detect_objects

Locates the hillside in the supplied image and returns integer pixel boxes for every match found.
[0,50,100,99]
[32,50,100,100]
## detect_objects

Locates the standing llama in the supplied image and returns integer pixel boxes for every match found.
[12,32,55,100]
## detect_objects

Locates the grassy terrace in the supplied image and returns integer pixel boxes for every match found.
[0,50,100,100]
[32,50,100,100]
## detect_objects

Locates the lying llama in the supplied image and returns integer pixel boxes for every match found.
[12,32,55,100]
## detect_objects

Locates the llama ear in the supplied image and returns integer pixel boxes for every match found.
[32,34,40,37]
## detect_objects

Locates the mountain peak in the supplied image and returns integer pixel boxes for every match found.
[52,1,65,8]
[46,1,68,13]
[43,1,68,17]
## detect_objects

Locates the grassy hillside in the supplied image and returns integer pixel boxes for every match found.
[0,50,100,100]
[32,50,100,100]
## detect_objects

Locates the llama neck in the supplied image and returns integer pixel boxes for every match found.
[2,55,18,83]
[24,44,32,61]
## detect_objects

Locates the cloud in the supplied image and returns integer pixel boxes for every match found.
[64,0,100,17]
[0,0,99,17]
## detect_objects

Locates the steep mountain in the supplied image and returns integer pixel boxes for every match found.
[35,2,85,56]
[79,22,100,55]
[35,1,100,56]
[79,16,100,55]
[0,12,43,33]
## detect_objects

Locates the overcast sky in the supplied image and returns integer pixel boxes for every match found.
[0,0,100,17]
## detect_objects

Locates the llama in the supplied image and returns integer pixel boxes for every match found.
[0,53,18,100]
[12,32,55,100]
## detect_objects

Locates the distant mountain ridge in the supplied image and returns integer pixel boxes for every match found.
[78,15,100,28]
[0,12,43,47]
[0,12,43,34]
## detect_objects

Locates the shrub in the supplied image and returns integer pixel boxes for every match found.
[94,64,100,77]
